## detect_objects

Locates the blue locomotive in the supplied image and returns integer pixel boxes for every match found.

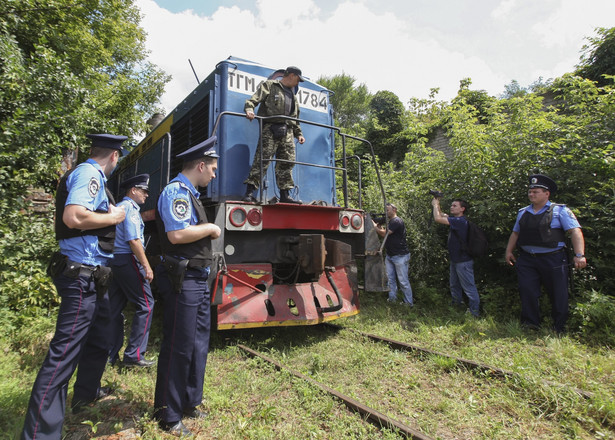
[109,56,385,329]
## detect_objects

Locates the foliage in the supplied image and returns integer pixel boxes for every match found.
[576,27,615,87]
[385,74,615,300]
[0,204,58,322]
[317,73,372,135]
[356,57,615,341]
[361,143,449,282]
[0,0,169,208]
[0,0,169,316]
[499,77,553,99]
[365,90,410,163]
[571,290,615,346]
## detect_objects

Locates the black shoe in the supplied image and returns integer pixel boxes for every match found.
[96,386,113,399]
[72,386,113,414]
[183,407,208,419]
[243,184,257,203]
[279,189,302,204]
[159,420,193,437]
[122,358,155,368]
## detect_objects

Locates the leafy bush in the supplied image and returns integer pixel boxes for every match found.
[355,73,615,344]
[570,290,615,346]
[0,202,58,321]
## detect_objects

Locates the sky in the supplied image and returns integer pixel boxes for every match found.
[134,0,615,114]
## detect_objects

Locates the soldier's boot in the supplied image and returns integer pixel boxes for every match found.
[279,189,302,204]
[243,184,257,203]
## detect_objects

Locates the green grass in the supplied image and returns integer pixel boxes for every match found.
[1,291,614,439]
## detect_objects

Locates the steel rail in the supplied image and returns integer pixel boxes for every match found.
[323,323,595,400]
[237,344,434,440]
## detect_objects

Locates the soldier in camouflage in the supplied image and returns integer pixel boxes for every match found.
[243,66,306,204]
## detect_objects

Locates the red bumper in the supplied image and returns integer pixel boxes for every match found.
[215,263,360,329]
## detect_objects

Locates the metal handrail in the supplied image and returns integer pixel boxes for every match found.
[211,111,385,210]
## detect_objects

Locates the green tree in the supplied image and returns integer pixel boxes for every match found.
[0,0,169,317]
[365,90,409,163]
[0,0,169,204]
[576,27,615,87]
[317,73,372,134]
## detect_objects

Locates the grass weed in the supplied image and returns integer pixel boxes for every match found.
[0,290,613,439]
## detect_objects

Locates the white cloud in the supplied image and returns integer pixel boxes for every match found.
[533,0,615,49]
[491,0,518,20]
[136,0,611,114]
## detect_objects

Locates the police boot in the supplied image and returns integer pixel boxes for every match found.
[279,189,302,204]
[243,184,257,203]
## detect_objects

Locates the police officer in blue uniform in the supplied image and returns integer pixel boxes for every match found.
[108,174,155,368]
[154,136,221,437]
[505,174,587,333]
[22,134,128,440]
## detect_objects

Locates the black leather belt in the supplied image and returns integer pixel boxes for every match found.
[162,256,209,269]
[66,259,98,277]
[519,248,565,257]
[187,258,209,269]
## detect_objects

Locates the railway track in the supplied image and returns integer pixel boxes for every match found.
[236,323,598,439]
[322,323,595,400]
[237,343,434,440]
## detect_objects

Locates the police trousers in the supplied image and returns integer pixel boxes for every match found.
[154,264,211,423]
[108,254,155,363]
[516,249,569,332]
[22,271,111,440]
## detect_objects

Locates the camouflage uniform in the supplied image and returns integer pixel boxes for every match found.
[244,79,303,191]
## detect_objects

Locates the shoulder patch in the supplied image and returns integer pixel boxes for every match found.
[88,177,100,197]
[564,206,577,220]
[172,198,190,220]
[129,212,140,224]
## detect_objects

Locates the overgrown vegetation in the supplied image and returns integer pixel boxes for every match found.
[321,29,615,345]
[2,294,613,439]
[0,0,169,324]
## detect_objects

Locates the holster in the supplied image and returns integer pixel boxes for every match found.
[208,254,223,305]
[269,123,287,140]
[92,265,113,298]
[162,255,189,294]
[47,251,67,279]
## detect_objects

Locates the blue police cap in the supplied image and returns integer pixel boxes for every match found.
[86,134,129,156]
[120,173,150,191]
[529,174,557,193]
[176,135,219,162]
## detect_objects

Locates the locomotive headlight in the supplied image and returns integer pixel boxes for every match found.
[350,213,363,230]
[247,208,262,226]
[339,210,364,233]
[226,203,263,231]
[229,207,247,227]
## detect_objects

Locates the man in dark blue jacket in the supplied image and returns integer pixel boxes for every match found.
[432,197,480,317]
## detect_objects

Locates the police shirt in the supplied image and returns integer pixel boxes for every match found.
[157,173,200,232]
[447,216,472,263]
[512,201,581,254]
[113,197,144,254]
[59,159,113,266]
